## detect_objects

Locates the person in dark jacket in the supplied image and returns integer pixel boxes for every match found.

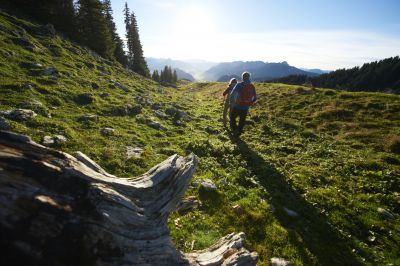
[222,78,237,127]
[229,72,256,136]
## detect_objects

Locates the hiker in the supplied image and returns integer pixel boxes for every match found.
[229,72,256,136]
[222,78,238,127]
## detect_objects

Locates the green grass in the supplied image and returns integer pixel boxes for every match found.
[1,11,400,265]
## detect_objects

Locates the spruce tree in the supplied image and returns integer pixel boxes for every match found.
[173,69,178,83]
[77,0,114,59]
[102,0,127,65]
[124,2,150,77]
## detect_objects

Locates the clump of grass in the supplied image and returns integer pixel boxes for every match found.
[386,135,400,154]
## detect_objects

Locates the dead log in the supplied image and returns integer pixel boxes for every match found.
[0,131,258,265]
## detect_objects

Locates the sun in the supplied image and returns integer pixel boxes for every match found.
[173,5,218,37]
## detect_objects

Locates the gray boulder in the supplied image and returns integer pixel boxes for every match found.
[271,257,292,266]
[109,79,129,92]
[126,146,143,159]
[201,179,217,191]
[377,207,395,220]
[41,67,58,76]
[100,127,115,136]
[5,109,37,121]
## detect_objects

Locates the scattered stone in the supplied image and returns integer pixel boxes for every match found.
[5,109,37,121]
[100,127,115,136]
[176,196,201,212]
[30,63,44,69]
[232,205,244,215]
[42,136,54,146]
[271,257,292,266]
[173,120,185,126]
[91,82,99,89]
[66,47,80,55]
[151,103,162,110]
[148,121,166,131]
[109,79,129,92]
[191,181,200,188]
[84,62,95,69]
[41,67,58,76]
[377,207,395,220]
[154,110,168,119]
[0,117,10,130]
[200,179,217,191]
[11,37,38,51]
[283,207,299,218]
[79,114,98,123]
[126,146,143,159]
[42,135,67,146]
[219,179,228,186]
[20,83,33,91]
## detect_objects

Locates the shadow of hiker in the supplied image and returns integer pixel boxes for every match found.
[228,133,362,265]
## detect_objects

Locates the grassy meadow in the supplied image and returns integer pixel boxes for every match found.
[1,10,399,265]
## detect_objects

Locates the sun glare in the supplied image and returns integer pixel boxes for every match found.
[169,5,220,59]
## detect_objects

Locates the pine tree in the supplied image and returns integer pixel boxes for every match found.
[152,70,160,82]
[77,0,114,59]
[102,0,127,65]
[173,69,178,83]
[124,2,150,77]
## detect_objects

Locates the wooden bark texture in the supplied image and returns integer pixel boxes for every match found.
[0,131,257,265]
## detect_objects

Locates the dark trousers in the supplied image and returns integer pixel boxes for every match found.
[229,107,248,134]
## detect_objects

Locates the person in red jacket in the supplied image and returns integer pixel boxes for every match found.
[222,78,237,127]
[229,72,256,136]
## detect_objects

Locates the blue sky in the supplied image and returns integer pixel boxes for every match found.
[111,0,400,69]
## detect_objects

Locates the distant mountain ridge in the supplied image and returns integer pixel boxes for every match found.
[203,61,319,81]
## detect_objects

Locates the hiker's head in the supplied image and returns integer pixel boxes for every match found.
[242,72,251,81]
[229,78,237,86]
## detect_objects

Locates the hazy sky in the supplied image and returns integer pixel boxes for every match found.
[111,0,400,69]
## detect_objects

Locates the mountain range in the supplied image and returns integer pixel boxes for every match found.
[147,57,328,82]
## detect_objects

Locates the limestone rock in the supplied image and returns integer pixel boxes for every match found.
[109,79,129,92]
[79,114,98,123]
[271,257,292,266]
[5,109,37,121]
[126,146,143,159]
[42,135,67,146]
[148,120,167,131]
[100,127,115,136]
[201,179,217,191]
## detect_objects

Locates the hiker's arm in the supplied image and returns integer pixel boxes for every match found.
[222,87,230,96]
[252,87,257,103]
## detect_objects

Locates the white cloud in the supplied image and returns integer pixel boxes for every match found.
[142,30,400,69]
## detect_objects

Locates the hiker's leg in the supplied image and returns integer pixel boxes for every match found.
[237,109,248,134]
[229,108,238,131]
[223,99,229,126]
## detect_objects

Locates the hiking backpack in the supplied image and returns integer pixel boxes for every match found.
[235,83,255,106]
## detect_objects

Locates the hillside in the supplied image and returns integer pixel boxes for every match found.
[1,10,400,266]
[273,57,400,93]
[203,61,319,81]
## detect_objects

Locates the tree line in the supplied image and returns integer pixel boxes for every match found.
[152,66,178,84]
[270,56,400,93]
[3,0,150,77]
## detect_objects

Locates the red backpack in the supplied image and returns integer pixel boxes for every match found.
[236,83,255,106]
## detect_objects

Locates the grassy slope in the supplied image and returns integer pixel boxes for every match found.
[1,11,399,265]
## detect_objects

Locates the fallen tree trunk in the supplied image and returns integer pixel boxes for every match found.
[0,131,257,265]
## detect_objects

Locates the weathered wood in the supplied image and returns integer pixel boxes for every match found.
[0,131,257,265]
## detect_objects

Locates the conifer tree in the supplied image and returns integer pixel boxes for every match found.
[173,69,178,83]
[152,70,160,82]
[124,2,150,77]
[77,0,114,59]
[102,0,127,65]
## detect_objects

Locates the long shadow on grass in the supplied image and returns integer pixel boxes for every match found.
[228,133,361,266]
